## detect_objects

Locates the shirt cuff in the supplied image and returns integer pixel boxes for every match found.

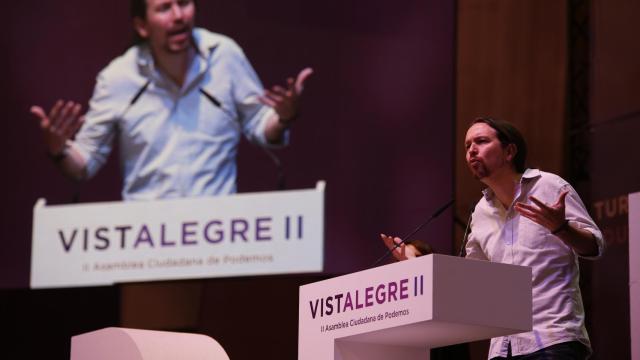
[256,107,290,147]
[571,220,605,259]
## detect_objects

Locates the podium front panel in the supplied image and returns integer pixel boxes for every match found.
[298,254,531,359]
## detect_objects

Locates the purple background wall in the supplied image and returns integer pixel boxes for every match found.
[2,0,455,288]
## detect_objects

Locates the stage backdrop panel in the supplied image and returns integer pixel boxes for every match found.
[4,0,454,288]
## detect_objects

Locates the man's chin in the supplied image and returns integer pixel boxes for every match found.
[165,43,192,54]
[165,36,194,54]
[468,165,487,179]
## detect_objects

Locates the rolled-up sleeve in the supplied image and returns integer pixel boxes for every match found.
[562,183,606,259]
[73,71,119,178]
[229,44,289,147]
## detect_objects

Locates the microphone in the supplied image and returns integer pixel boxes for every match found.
[259,146,286,190]
[199,88,242,122]
[199,88,222,108]
[199,87,287,190]
[372,199,454,267]
[458,205,474,257]
[130,80,151,106]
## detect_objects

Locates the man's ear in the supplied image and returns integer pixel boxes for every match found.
[506,143,517,162]
[133,17,149,39]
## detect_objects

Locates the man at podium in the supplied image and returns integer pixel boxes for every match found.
[30,0,312,201]
[383,118,604,359]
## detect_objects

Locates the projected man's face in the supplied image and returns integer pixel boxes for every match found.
[134,0,196,55]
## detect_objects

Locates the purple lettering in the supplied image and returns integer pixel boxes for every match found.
[297,215,303,239]
[285,216,291,240]
[325,296,334,316]
[160,223,175,247]
[365,286,374,307]
[344,292,354,311]
[83,228,89,251]
[400,278,409,299]
[388,281,398,301]
[204,220,223,243]
[115,225,132,249]
[94,227,109,250]
[355,290,363,309]
[255,217,272,241]
[309,299,320,319]
[231,219,248,242]
[134,225,154,248]
[182,221,198,245]
[334,293,344,313]
[414,275,424,296]
[59,229,77,252]
[375,284,386,304]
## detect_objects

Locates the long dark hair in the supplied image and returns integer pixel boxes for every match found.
[131,0,148,45]
[471,117,528,173]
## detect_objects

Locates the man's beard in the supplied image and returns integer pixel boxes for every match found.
[469,161,489,179]
[164,27,194,54]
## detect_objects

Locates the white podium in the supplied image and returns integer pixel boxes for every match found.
[298,254,532,360]
[70,327,229,360]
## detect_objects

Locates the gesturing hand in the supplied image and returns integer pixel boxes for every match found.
[259,67,313,125]
[31,100,85,155]
[380,233,421,261]
[515,191,569,233]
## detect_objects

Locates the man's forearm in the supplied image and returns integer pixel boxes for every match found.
[51,145,88,181]
[264,113,289,144]
[556,222,599,257]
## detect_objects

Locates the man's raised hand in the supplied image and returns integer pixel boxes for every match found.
[31,100,85,155]
[259,67,313,125]
[515,191,569,233]
[380,233,421,261]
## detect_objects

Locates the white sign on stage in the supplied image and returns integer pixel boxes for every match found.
[630,192,640,360]
[31,182,325,288]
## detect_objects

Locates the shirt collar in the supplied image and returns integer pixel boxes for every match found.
[136,43,154,75]
[521,168,541,180]
[191,28,221,59]
[481,168,541,200]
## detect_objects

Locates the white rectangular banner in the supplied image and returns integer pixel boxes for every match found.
[31,182,325,288]
[630,192,640,360]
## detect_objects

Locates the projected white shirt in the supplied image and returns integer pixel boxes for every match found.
[72,28,283,200]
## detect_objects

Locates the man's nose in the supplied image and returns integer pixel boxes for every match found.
[171,3,184,20]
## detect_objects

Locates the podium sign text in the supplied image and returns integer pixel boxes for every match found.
[31,185,324,288]
[298,254,532,360]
